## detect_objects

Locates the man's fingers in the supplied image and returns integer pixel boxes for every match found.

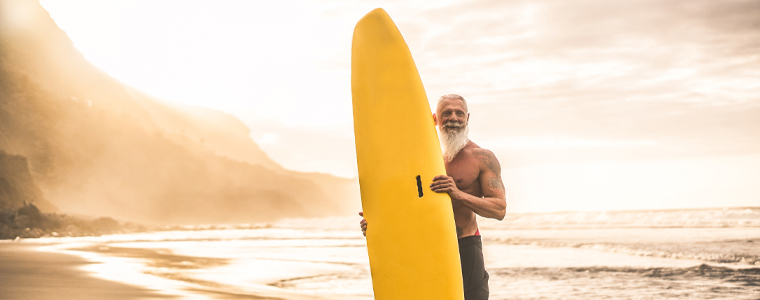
[430,177,454,186]
[432,175,450,181]
[430,181,453,189]
[430,175,457,194]
[431,186,451,193]
[430,181,448,187]
[359,211,368,238]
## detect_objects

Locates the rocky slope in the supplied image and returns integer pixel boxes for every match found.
[0,150,55,211]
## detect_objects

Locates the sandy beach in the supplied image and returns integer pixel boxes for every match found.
[0,242,172,300]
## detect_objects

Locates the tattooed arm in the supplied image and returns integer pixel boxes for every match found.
[470,149,507,220]
[430,149,507,220]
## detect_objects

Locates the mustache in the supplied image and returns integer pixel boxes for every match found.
[443,120,464,128]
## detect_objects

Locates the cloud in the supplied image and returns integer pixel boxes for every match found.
[383,0,760,162]
[303,0,760,167]
[241,0,760,168]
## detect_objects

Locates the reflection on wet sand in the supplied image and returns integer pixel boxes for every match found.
[42,227,371,300]
[70,245,229,270]
[0,243,172,300]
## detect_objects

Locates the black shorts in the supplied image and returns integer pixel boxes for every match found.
[459,235,489,300]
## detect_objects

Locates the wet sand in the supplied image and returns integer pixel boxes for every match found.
[5,240,318,300]
[63,244,292,299]
[0,243,172,300]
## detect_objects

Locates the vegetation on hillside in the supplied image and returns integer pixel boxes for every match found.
[0,202,146,239]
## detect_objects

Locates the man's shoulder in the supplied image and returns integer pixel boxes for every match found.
[470,147,495,157]
[464,143,500,174]
[463,142,494,157]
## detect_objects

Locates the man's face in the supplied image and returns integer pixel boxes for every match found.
[435,98,469,133]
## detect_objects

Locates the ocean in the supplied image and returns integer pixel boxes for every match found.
[24,207,760,299]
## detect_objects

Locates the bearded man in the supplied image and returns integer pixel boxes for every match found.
[360,94,506,300]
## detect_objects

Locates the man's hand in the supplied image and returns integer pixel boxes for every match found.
[359,212,367,237]
[430,175,464,200]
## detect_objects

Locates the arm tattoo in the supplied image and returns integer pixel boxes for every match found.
[489,177,505,191]
[476,149,505,193]
[456,226,463,238]
[474,149,501,174]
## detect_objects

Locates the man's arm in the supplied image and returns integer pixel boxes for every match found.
[430,149,507,220]
[473,148,507,219]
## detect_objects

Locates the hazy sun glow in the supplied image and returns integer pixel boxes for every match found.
[39,0,760,212]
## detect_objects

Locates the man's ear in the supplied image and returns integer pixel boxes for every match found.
[432,113,438,124]
[467,113,470,122]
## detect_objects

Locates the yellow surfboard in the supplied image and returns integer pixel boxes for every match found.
[351,8,465,300]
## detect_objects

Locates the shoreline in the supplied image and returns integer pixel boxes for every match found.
[2,221,757,300]
[0,242,173,300]
[7,239,332,300]
[0,241,309,300]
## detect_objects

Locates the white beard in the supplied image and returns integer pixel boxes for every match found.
[438,121,469,162]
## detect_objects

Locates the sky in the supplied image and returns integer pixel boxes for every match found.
[39,0,760,212]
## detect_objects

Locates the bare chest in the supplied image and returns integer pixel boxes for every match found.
[444,155,482,196]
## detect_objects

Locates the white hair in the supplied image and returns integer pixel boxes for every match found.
[439,123,469,162]
[436,94,468,113]
[436,94,470,162]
